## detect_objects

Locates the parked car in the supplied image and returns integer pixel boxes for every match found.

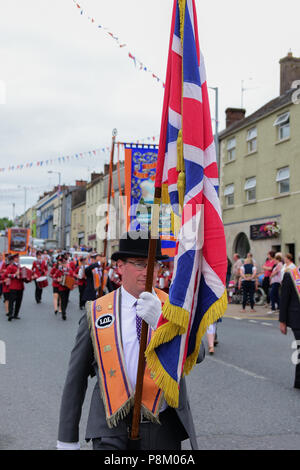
[19,256,36,270]
[70,251,89,260]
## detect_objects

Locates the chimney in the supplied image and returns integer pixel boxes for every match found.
[104,163,117,175]
[279,52,300,95]
[91,172,101,182]
[75,180,87,187]
[225,108,246,128]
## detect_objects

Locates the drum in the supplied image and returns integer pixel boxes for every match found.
[21,267,33,283]
[62,275,76,290]
[36,276,48,289]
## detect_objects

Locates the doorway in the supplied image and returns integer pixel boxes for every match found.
[285,243,295,262]
[234,232,251,259]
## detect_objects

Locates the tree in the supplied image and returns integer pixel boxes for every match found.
[0,218,14,231]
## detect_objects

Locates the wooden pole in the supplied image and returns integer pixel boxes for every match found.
[130,186,161,442]
[98,128,117,298]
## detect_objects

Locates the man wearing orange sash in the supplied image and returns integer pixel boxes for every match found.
[279,267,300,389]
[57,231,203,450]
[82,253,105,302]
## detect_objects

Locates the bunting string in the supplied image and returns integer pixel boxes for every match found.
[0,135,158,173]
[0,147,110,173]
[71,0,165,88]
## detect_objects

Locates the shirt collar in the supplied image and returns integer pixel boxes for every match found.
[121,286,138,309]
[120,286,157,308]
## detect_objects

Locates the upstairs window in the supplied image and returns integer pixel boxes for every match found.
[276,167,290,194]
[273,112,290,141]
[246,127,257,153]
[244,177,256,201]
[224,184,234,206]
[227,137,236,161]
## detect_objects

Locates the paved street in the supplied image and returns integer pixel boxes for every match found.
[0,283,300,450]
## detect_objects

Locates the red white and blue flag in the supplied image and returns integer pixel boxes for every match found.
[146,0,227,407]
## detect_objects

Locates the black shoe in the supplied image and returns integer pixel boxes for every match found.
[62,314,66,320]
[13,316,20,319]
[294,383,300,389]
[8,316,12,321]
[54,310,58,315]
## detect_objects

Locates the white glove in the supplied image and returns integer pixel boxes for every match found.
[56,440,80,450]
[136,291,162,330]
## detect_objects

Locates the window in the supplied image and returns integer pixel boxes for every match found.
[276,167,290,194]
[273,112,290,141]
[246,127,257,153]
[244,177,256,201]
[227,137,236,161]
[224,184,234,206]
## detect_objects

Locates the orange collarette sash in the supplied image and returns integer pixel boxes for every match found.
[86,287,168,428]
[92,267,108,291]
[289,267,300,302]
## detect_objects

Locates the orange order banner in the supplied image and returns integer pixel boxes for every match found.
[7,228,30,255]
[124,143,176,258]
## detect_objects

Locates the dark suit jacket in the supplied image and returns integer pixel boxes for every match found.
[58,314,202,449]
[279,272,300,330]
[82,263,100,302]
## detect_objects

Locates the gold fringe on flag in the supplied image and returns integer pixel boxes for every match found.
[178,0,187,46]
[161,183,170,204]
[176,129,185,212]
[145,290,228,408]
[183,290,228,375]
[171,212,181,238]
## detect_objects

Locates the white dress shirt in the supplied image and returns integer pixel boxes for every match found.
[120,286,141,391]
[120,286,167,412]
[57,286,165,450]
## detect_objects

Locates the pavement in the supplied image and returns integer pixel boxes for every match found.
[1,284,299,450]
[225,302,280,322]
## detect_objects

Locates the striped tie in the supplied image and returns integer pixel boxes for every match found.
[134,301,142,343]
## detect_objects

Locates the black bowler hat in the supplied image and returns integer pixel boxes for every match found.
[111,231,168,261]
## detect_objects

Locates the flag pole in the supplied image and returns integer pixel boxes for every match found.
[129,0,179,446]
[129,187,161,444]
[98,128,117,298]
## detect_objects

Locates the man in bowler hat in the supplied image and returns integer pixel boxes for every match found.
[279,269,300,389]
[57,231,203,450]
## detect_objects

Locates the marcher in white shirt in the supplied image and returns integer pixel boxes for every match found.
[57,231,202,451]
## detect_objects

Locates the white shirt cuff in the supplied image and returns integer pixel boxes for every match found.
[56,440,80,450]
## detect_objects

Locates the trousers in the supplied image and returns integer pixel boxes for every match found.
[262,276,271,303]
[34,281,43,303]
[92,407,186,450]
[242,281,255,309]
[8,289,23,318]
[59,290,70,317]
[270,282,280,310]
[292,329,300,388]
[78,284,86,309]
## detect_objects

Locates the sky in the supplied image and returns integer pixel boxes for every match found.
[0,0,299,218]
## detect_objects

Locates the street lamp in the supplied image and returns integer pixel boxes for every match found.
[47,170,61,187]
[48,170,62,248]
[17,185,28,226]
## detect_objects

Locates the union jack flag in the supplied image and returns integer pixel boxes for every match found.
[146,0,227,407]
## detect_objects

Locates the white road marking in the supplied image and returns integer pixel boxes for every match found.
[261,322,272,326]
[233,317,242,320]
[249,320,258,323]
[209,357,267,380]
